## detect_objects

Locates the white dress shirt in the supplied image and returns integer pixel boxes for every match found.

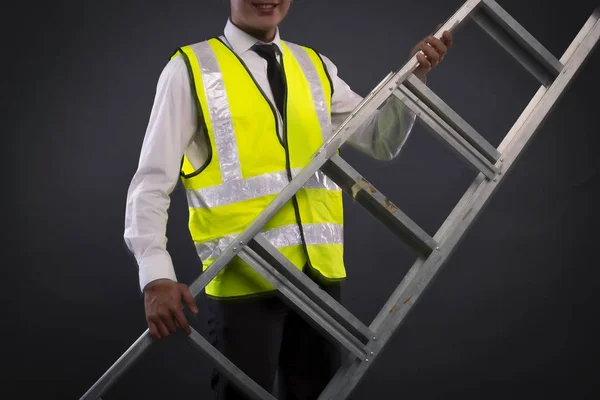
[124,20,417,292]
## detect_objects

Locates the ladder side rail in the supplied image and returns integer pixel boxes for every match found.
[79,333,153,399]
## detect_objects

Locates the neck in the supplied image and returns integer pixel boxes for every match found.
[230,18,277,42]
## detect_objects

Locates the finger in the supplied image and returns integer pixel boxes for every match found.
[146,297,163,339]
[417,52,429,68]
[416,53,431,72]
[420,42,440,67]
[158,306,178,334]
[427,36,447,54]
[179,285,199,314]
[442,30,453,47]
[172,308,192,335]
[152,316,171,337]
[148,320,161,340]
[426,36,448,61]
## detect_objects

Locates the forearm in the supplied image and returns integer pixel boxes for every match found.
[344,95,417,160]
[124,55,197,293]
[124,171,179,292]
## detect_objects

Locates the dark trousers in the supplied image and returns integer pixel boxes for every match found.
[206,268,342,400]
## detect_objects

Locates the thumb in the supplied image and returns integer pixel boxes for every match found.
[179,284,199,314]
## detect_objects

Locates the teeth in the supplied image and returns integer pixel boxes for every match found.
[256,4,275,8]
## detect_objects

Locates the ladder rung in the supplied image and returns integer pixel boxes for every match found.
[238,247,371,362]
[249,235,375,344]
[321,155,438,256]
[472,0,563,86]
[187,329,276,400]
[403,74,500,164]
[393,85,499,180]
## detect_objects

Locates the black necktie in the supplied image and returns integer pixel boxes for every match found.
[252,44,285,118]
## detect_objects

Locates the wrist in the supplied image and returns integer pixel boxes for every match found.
[138,253,178,293]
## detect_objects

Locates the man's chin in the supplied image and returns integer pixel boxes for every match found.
[252,14,281,25]
[248,21,279,35]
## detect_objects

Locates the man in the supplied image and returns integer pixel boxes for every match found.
[124,0,452,398]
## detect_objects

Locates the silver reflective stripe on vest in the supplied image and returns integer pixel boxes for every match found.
[284,42,332,142]
[186,169,340,209]
[192,41,242,183]
[300,168,340,191]
[196,223,343,261]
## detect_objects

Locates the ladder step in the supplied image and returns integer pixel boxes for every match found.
[403,74,500,164]
[249,235,375,344]
[393,84,499,180]
[238,247,371,362]
[321,155,438,256]
[472,0,563,86]
[187,329,276,400]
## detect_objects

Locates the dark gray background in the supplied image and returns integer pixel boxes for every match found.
[3,0,599,399]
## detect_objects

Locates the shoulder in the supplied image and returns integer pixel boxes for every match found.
[168,38,211,66]
[164,51,188,74]
[151,45,203,96]
[158,38,214,86]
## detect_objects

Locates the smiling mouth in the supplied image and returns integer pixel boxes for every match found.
[253,3,278,11]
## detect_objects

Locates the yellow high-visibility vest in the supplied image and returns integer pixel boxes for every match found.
[172,37,345,299]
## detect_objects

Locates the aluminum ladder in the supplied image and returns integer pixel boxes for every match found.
[80,1,600,398]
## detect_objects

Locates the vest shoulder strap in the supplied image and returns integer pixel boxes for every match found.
[293,44,335,98]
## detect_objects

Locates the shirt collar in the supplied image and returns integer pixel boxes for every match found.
[223,18,283,55]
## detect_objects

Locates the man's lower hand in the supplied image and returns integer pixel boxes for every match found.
[143,279,199,340]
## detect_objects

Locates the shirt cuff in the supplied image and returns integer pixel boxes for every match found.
[138,252,178,292]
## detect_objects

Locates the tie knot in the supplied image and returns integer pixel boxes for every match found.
[252,43,279,60]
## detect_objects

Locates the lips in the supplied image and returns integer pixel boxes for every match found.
[252,2,279,11]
